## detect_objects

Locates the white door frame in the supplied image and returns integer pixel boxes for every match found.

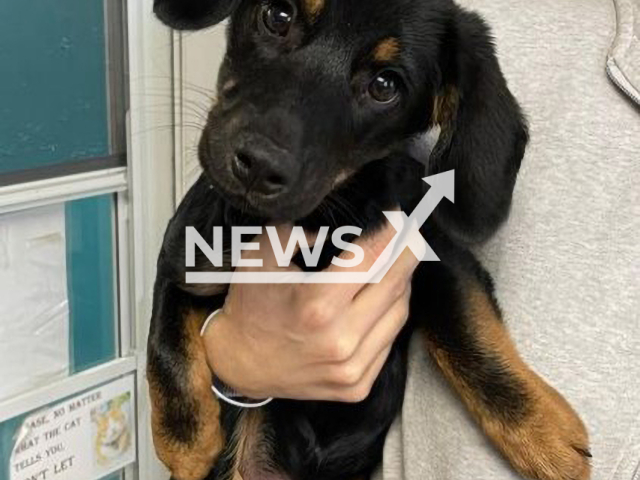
[127,0,175,478]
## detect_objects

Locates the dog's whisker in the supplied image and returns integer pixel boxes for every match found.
[319,201,339,228]
[131,122,206,138]
[131,90,214,108]
[130,92,214,116]
[130,75,217,98]
[325,195,361,227]
[133,100,212,120]
[134,109,209,125]
[128,106,210,126]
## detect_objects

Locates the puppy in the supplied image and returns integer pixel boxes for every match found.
[148,1,591,479]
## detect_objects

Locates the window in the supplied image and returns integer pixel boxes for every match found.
[0,0,126,181]
[0,0,175,479]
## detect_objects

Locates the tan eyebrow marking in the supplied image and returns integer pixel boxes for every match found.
[373,38,401,63]
[304,0,325,19]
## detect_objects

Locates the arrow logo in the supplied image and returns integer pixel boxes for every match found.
[186,170,455,284]
[383,170,454,263]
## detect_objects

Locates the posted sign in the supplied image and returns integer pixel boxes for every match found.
[10,375,136,480]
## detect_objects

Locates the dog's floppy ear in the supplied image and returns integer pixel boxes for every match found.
[154,0,240,30]
[428,8,529,244]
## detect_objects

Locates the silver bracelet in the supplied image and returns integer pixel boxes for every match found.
[200,309,274,409]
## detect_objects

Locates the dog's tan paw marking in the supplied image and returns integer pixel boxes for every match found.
[150,368,223,480]
[496,379,591,480]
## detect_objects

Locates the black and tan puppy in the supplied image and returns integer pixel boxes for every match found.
[148,1,591,479]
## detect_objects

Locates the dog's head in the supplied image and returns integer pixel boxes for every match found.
[156,0,528,242]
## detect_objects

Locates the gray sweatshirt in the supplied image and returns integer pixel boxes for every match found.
[374,0,640,479]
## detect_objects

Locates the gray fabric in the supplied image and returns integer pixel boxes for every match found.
[374,1,640,479]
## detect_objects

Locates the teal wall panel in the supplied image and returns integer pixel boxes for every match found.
[100,472,124,480]
[66,195,117,373]
[0,416,22,479]
[0,1,109,173]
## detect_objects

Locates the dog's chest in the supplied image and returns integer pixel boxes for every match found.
[227,341,409,480]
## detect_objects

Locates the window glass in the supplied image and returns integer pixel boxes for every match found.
[0,195,117,401]
[0,0,125,176]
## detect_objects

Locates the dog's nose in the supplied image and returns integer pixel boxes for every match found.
[232,146,297,196]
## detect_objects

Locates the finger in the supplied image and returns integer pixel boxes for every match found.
[297,246,414,340]
[324,346,393,403]
[361,244,419,296]
[306,221,400,301]
[358,244,419,304]
[338,248,416,341]
[277,341,395,402]
[348,289,410,368]
[313,288,409,380]
[325,221,398,274]
[351,345,393,399]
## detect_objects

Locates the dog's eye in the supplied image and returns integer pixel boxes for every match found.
[369,72,401,104]
[261,1,294,37]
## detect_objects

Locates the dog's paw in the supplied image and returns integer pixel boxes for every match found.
[497,379,591,480]
[151,387,223,480]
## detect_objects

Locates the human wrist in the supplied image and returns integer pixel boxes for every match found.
[201,311,269,401]
[202,313,241,391]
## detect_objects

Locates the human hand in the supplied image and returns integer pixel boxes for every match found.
[202,223,418,403]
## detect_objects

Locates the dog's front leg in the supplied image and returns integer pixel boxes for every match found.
[413,245,591,480]
[147,175,235,480]
[148,278,227,480]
